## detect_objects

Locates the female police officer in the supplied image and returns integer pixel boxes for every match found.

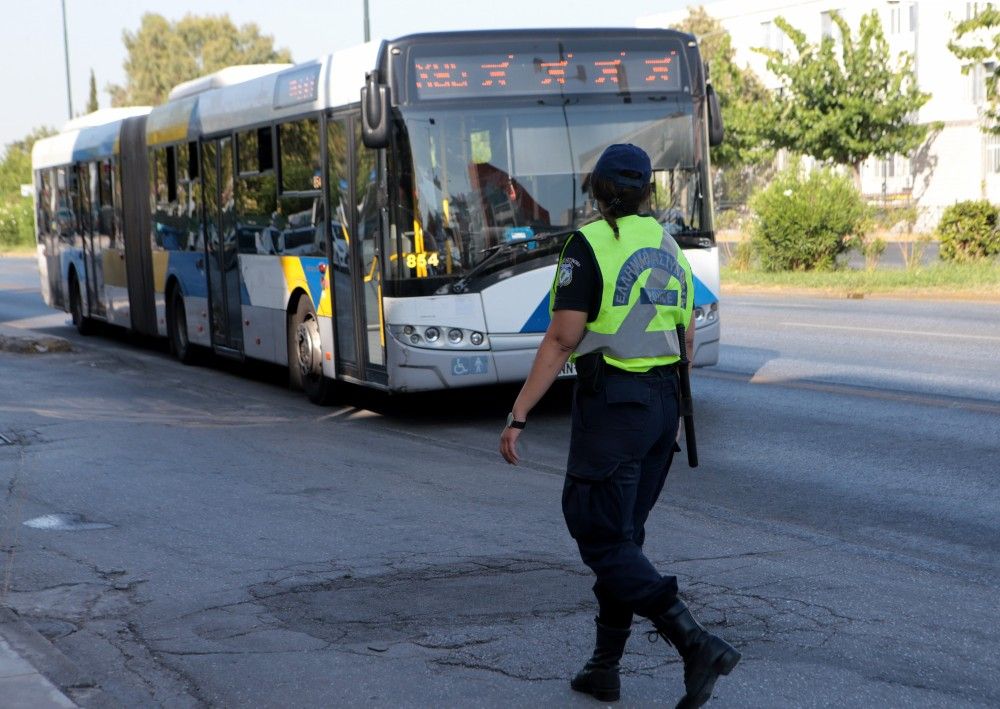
[499,144,739,707]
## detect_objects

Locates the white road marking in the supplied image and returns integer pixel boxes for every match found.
[781,321,1000,342]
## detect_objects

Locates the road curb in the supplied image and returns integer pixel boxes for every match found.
[719,284,1000,302]
[0,606,114,708]
[0,326,73,354]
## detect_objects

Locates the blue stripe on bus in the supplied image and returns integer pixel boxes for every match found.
[519,273,718,333]
[167,252,209,299]
[301,257,326,310]
[693,275,717,307]
[520,295,551,333]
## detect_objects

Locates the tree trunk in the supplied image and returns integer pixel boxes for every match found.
[851,162,862,192]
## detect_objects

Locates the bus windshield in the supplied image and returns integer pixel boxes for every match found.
[395,99,707,284]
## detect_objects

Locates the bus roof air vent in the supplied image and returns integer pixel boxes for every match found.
[167,64,294,101]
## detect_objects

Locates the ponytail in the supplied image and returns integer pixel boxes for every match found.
[590,176,649,240]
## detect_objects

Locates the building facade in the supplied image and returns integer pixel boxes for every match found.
[640,1,997,230]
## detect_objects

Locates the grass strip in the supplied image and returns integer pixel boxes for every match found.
[722,262,1000,299]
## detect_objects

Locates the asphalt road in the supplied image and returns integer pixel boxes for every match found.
[1,255,998,707]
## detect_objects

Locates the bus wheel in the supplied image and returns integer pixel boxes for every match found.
[69,272,94,336]
[168,286,198,365]
[289,297,335,405]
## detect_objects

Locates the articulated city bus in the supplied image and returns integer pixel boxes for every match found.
[32,28,723,401]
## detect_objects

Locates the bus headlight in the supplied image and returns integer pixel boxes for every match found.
[694,303,718,328]
[390,325,489,350]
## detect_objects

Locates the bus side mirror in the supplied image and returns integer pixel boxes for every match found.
[361,72,390,149]
[707,84,724,147]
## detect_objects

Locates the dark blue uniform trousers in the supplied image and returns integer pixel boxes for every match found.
[562,369,681,619]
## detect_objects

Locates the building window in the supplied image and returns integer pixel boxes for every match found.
[967,2,985,21]
[971,63,987,105]
[909,3,918,31]
[987,134,1000,174]
[821,10,843,43]
[889,5,901,34]
[761,19,785,52]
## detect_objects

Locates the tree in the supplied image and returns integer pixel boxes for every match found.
[675,7,773,169]
[0,127,57,248]
[949,6,1000,133]
[107,13,293,107]
[756,11,932,187]
[87,69,99,113]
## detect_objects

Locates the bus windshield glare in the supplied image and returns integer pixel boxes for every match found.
[395,100,707,283]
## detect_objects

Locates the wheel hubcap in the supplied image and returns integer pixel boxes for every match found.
[296,315,323,379]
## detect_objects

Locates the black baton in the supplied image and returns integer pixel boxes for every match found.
[676,324,698,468]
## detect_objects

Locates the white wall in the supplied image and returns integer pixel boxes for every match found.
[640,0,1000,230]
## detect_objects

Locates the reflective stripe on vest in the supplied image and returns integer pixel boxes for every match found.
[554,215,694,372]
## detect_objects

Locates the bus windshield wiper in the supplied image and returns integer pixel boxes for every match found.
[446,230,572,294]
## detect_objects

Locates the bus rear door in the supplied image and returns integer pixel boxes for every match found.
[202,137,243,353]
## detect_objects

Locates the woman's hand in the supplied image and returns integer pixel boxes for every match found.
[500,426,522,465]
[498,309,586,467]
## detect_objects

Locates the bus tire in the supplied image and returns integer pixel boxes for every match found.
[167,285,199,365]
[69,271,94,336]
[289,296,335,405]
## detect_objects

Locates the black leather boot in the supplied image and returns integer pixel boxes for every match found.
[570,619,632,702]
[651,599,740,709]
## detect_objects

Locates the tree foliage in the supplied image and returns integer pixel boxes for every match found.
[87,69,99,114]
[675,7,773,168]
[936,200,1000,262]
[756,11,931,184]
[949,6,1000,133]
[0,127,56,248]
[750,167,867,271]
[108,13,293,107]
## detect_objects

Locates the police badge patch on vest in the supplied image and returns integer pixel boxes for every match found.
[558,257,581,287]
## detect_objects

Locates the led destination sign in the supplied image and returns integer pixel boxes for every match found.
[410,43,685,100]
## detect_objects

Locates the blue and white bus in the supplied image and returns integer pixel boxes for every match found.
[33,28,722,401]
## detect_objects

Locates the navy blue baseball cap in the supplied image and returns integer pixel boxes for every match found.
[592,144,652,189]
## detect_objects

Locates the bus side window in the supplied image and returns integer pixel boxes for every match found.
[236,173,278,255]
[151,146,182,250]
[276,117,323,256]
[278,118,321,193]
[112,161,123,246]
[68,167,83,237]
[55,167,71,238]
[37,169,54,238]
[327,117,349,267]
[98,160,115,242]
[353,121,380,268]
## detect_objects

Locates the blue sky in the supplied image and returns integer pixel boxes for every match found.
[3,0,690,151]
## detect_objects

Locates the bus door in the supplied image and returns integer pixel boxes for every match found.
[76,164,103,318]
[327,116,387,383]
[87,162,110,318]
[351,119,387,382]
[202,137,243,353]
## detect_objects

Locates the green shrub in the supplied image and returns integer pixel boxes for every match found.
[862,236,887,271]
[0,199,35,250]
[749,168,867,271]
[936,200,1000,262]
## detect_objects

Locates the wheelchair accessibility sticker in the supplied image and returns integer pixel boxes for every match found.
[452,355,489,376]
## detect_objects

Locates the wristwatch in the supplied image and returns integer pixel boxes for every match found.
[505,412,526,430]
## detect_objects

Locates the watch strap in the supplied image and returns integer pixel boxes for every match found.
[506,412,526,430]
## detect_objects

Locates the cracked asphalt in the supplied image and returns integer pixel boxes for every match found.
[1,256,999,707]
